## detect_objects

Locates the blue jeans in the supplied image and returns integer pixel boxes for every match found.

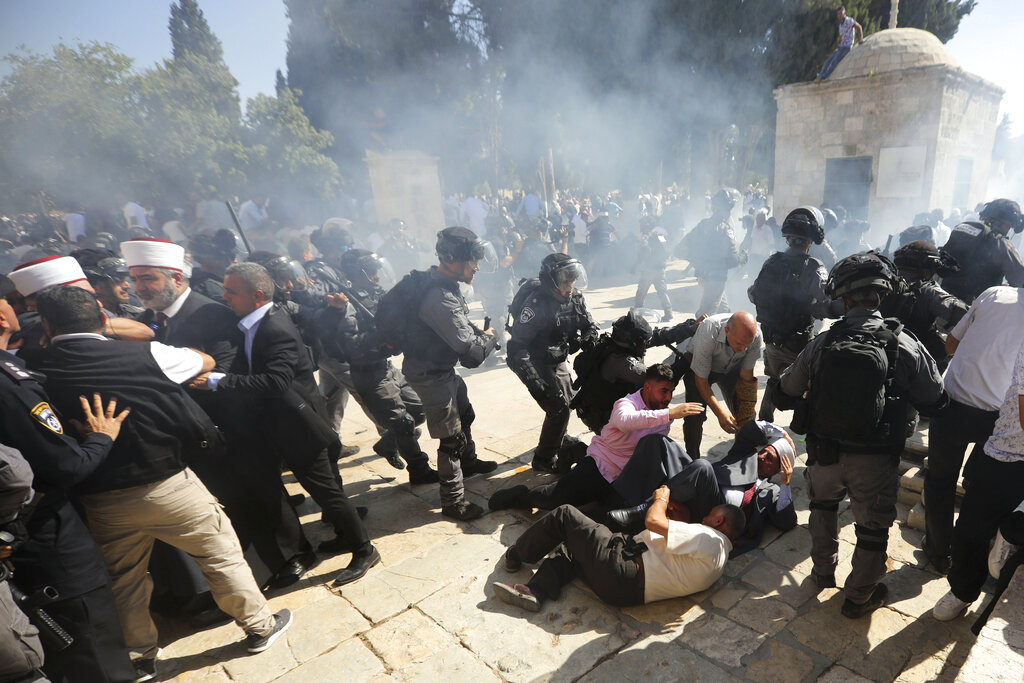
[817,45,850,80]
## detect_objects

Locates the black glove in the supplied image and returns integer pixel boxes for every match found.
[0,518,28,555]
[653,319,700,346]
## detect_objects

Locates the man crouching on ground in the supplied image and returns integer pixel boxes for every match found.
[491,489,744,611]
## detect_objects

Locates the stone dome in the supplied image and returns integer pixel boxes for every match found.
[831,28,958,80]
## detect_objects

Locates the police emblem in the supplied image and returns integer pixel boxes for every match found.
[520,307,536,324]
[31,402,63,434]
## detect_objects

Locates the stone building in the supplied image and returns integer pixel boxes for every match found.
[773,28,1003,238]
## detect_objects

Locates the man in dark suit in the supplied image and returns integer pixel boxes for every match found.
[124,237,312,589]
[192,262,380,587]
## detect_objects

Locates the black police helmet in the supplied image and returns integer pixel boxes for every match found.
[980,198,1024,234]
[894,240,960,278]
[781,207,825,245]
[611,310,654,353]
[710,188,740,213]
[539,252,587,290]
[311,219,355,253]
[821,208,838,231]
[190,230,237,262]
[898,225,934,247]
[825,251,898,300]
[341,248,385,280]
[436,226,487,263]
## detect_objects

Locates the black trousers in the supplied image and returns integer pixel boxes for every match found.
[515,505,643,606]
[948,455,1024,602]
[611,434,694,506]
[290,449,370,551]
[672,355,740,459]
[41,584,135,683]
[515,457,616,511]
[351,363,429,471]
[924,399,999,558]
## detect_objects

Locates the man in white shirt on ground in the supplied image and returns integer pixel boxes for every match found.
[492,490,744,611]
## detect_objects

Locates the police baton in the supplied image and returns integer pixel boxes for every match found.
[483,316,501,351]
[225,201,254,257]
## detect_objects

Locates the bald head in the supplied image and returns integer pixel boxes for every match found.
[725,311,757,353]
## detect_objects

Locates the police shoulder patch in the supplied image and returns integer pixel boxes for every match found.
[31,402,63,434]
[0,360,33,383]
[520,306,536,324]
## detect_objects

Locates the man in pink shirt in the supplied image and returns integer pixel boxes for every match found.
[488,364,703,512]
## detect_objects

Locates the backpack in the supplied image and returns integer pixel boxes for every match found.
[942,222,1002,301]
[374,270,436,356]
[506,277,543,333]
[750,252,815,346]
[808,318,902,446]
[569,335,634,432]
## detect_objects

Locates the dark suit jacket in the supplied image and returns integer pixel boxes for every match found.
[136,290,240,372]
[214,304,335,468]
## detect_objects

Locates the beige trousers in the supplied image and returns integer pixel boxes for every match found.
[80,468,275,658]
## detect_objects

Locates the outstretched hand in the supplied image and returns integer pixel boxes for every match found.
[70,393,130,440]
[668,402,705,419]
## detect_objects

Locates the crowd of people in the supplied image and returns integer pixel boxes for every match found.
[1,184,1023,682]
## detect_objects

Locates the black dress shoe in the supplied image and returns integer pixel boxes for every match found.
[604,504,649,534]
[270,553,318,588]
[488,485,528,511]
[332,546,381,586]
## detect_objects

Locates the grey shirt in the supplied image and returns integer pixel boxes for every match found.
[676,313,763,379]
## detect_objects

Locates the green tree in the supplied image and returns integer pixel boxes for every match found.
[871,0,977,41]
[243,87,342,199]
[168,0,240,121]
[0,42,144,211]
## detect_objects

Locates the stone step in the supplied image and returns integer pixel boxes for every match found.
[897,487,921,507]
[905,501,959,532]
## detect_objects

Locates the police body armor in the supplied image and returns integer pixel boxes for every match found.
[506,289,591,365]
[941,222,1004,301]
[879,278,946,363]
[570,336,637,432]
[402,274,464,366]
[751,251,817,351]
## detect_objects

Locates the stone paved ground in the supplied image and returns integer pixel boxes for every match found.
[153,267,1011,682]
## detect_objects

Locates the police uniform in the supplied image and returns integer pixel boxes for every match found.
[0,350,135,682]
[188,268,226,301]
[941,220,1024,303]
[879,274,967,371]
[506,280,598,470]
[633,226,672,318]
[749,247,836,422]
[403,267,498,513]
[473,228,517,352]
[777,302,944,611]
[336,275,436,483]
[677,208,743,316]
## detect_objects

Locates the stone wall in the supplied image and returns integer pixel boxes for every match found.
[774,65,1002,239]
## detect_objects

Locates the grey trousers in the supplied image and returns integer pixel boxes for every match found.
[758,343,800,422]
[696,275,729,317]
[405,369,477,507]
[634,268,672,314]
[805,454,898,604]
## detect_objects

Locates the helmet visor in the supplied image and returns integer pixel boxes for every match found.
[553,259,588,290]
[356,254,396,289]
[474,241,499,274]
[266,258,309,292]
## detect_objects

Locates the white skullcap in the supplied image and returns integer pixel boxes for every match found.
[770,436,795,466]
[121,238,185,271]
[9,256,88,296]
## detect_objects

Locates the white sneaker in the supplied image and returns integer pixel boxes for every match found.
[932,590,971,621]
[988,530,1020,579]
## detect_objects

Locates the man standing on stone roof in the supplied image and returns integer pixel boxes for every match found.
[815,6,864,82]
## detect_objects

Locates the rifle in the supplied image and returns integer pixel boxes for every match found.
[225,201,254,257]
[0,549,73,652]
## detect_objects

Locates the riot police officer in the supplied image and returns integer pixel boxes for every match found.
[506,253,598,472]
[336,249,439,485]
[515,217,557,279]
[72,248,144,317]
[880,240,968,371]
[403,227,499,520]
[675,188,745,316]
[941,198,1024,303]
[187,230,238,301]
[379,218,424,276]
[770,252,946,618]
[571,310,702,434]
[633,217,673,320]
[748,207,840,422]
[474,215,520,358]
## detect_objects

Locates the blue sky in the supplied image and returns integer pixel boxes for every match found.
[0,0,1020,132]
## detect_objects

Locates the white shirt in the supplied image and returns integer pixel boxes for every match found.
[944,287,1024,411]
[636,521,731,603]
[460,196,490,237]
[122,201,149,230]
[63,213,86,242]
[238,200,268,231]
[50,333,202,384]
[159,288,192,320]
[983,340,1024,463]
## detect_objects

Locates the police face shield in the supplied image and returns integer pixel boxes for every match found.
[552,260,588,295]
[354,254,396,289]
[95,257,130,283]
[267,258,308,294]
[474,241,499,274]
